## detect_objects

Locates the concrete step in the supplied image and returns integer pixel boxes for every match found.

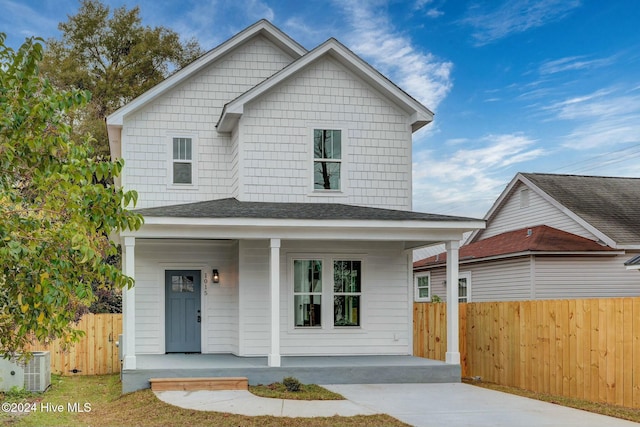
[150,376,248,391]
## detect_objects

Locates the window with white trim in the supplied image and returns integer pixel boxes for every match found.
[414,272,431,302]
[313,129,341,190]
[293,260,323,327]
[458,272,471,303]
[171,137,193,185]
[333,260,361,327]
[292,256,363,328]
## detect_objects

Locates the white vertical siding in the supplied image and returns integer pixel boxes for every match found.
[239,57,413,210]
[121,36,295,208]
[134,239,238,354]
[237,240,412,356]
[480,182,597,241]
[535,255,640,299]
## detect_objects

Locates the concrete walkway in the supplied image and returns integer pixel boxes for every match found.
[155,383,639,426]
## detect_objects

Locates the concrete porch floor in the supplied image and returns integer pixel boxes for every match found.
[122,354,460,393]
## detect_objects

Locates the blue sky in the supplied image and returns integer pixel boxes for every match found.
[2,0,640,218]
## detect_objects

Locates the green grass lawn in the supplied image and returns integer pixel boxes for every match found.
[0,375,408,427]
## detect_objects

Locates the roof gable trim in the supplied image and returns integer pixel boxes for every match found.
[106,20,306,127]
[216,38,434,133]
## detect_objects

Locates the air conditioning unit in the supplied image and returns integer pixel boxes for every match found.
[23,352,51,392]
[0,351,51,392]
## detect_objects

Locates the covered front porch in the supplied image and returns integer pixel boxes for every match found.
[123,354,460,393]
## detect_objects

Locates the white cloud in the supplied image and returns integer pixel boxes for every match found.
[335,1,453,111]
[542,87,640,150]
[412,133,546,216]
[539,54,617,75]
[462,0,581,45]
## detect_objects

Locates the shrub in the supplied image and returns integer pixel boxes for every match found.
[282,376,301,392]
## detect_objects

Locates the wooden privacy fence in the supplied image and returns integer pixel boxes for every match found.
[26,313,122,375]
[414,298,640,409]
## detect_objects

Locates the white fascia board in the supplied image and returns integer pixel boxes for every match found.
[107,20,306,127]
[617,244,640,250]
[216,39,434,133]
[121,218,484,241]
[468,173,522,243]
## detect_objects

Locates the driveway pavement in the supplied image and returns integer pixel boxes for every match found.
[324,383,638,427]
[155,383,638,426]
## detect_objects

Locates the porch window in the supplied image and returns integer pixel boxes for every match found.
[172,137,193,184]
[313,129,341,190]
[414,272,430,302]
[333,260,361,327]
[293,260,322,327]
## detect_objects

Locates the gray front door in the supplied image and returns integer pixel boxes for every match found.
[165,270,201,353]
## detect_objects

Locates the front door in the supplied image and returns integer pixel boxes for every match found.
[165,270,201,353]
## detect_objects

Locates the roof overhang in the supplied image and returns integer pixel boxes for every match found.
[121,216,485,250]
[216,38,434,134]
[625,254,640,270]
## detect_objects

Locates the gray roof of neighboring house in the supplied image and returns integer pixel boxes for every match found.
[521,173,640,245]
[136,198,480,222]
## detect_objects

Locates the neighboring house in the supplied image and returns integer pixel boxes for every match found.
[106,20,484,392]
[414,173,640,302]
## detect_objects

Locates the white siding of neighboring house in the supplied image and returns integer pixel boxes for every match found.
[120,35,296,208]
[425,257,533,303]
[535,255,640,299]
[239,56,413,210]
[238,240,412,356]
[480,182,598,242]
[133,239,239,354]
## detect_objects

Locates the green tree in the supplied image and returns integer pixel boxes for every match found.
[0,34,143,357]
[41,0,203,156]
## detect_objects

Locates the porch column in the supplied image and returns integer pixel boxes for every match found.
[268,238,281,367]
[445,240,460,364]
[122,236,136,370]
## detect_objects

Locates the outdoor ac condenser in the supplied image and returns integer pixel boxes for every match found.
[23,351,51,392]
[0,351,51,392]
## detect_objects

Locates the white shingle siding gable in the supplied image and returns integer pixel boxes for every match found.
[239,57,413,210]
[121,36,296,208]
[481,182,598,241]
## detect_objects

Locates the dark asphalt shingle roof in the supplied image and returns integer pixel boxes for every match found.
[136,198,480,222]
[521,173,640,245]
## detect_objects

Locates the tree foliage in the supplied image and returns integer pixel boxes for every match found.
[0,33,143,357]
[40,0,203,156]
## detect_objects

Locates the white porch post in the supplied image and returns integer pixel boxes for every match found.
[122,236,136,370]
[268,238,281,367]
[445,240,460,364]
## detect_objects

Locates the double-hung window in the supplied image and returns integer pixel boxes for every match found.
[414,272,430,302]
[172,137,193,185]
[313,129,341,190]
[293,256,362,328]
[333,260,361,326]
[293,260,323,327]
[458,272,471,303]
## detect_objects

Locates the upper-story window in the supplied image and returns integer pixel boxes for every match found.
[171,137,194,185]
[313,129,342,190]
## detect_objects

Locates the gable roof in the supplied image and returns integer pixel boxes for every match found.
[415,225,620,269]
[106,20,306,128]
[216,37,434,133]
[470,173,640,248]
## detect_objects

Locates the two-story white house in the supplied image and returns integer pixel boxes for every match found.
[107,20,484,392]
